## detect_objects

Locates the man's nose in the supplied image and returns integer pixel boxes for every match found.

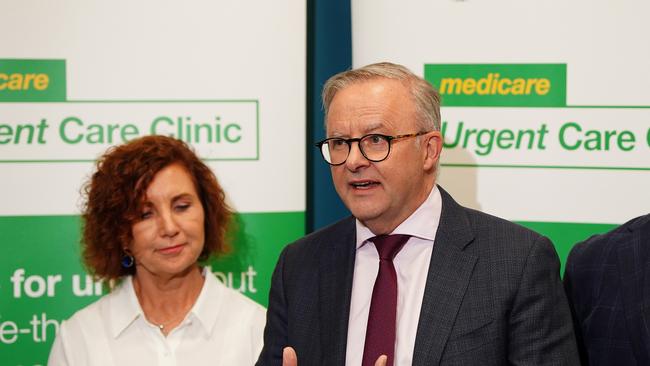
[345,141,370,171]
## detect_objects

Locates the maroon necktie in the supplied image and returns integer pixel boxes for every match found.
[361,234,410,366]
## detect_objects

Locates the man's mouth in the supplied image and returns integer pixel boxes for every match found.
[350,180,380,189]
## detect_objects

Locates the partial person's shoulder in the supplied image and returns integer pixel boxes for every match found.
[439,186,542,242]
[208,272,265,320]
[61,290,111,327]
[458,205,547,257]
[285,215,356,253]
[438,186,547,259]
[67,299,102,323]
[466,206,542,239]
[49,295,109,366]
[462,207,557,267]
[569,213,650,263]
[58,279,129,335]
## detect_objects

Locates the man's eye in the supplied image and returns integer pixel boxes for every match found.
[368,135,385,144]
[330,139,347,149]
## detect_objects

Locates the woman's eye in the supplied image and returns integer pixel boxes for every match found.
[140,211,153,219]
[175,203,190,211]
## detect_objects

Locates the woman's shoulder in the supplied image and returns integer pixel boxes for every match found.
[49,293,111,365]
[59,278,133,336]
[60,294,109,331]
[49,279,138,365]
[203,272,266,323]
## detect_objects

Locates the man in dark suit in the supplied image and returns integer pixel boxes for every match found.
[564,213,650,366]
[256,62,579,366]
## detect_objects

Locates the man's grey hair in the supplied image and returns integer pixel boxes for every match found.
[322,62,441,132]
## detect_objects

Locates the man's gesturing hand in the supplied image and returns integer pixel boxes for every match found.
[281,347,387,366]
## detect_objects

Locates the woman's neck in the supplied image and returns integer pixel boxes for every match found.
[132,265,205,336]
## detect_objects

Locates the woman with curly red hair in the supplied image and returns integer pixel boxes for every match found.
[48,135,265,365]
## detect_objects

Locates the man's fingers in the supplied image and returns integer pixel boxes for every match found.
[375,355,387,366]
[282,346,298,366]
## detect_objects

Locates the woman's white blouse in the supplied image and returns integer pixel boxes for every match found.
[48,270,266,366]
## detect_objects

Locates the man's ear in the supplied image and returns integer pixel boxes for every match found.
[423,131,443,171]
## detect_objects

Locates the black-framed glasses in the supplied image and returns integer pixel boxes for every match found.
[315,131,431,166]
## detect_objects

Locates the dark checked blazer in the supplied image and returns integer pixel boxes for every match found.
[564,213,650,366]
[256,186,579,366]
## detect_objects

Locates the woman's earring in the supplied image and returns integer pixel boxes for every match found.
[121,250,134,268]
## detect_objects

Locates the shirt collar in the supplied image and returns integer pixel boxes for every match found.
[108,276,144,338]
[108,267,222,339]
[355,185,442,249]
[189,267,224,337]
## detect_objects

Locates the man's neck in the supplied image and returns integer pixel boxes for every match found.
[363,181,436,235]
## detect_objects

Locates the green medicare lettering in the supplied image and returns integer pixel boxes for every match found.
[425,64,566,107]
[0,59,66,101]
[442,74,551,96]
[0,124,9,144]
[224,124,242,143]
[0,321,18,343]
[150,115,242,144]
[121,124,139,142]
[0,73,48,90]
[150,116,174,136]
[83,123,137,144]
[440,78,462,94]
[59,116,139,144]
[559,122,636,151]
[442,121,548,156]
[616,131,636,151]
[0,119,49,144]
[59,116,83,143]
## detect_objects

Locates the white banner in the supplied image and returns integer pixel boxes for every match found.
[352,0,650,225]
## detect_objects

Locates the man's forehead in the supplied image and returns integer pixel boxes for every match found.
[338,77,405,95]
[326,83,414,134]
[328,80,413,116]
[327,121,386,136]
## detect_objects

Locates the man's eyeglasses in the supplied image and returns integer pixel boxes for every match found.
[315,131,431,166]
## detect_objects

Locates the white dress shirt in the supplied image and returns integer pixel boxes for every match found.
[48,268,266,366]
[345,185,442,366]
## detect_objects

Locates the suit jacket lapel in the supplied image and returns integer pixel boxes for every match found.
[319,217,357,365]
[413,186,477,366]
[617,216,650,365]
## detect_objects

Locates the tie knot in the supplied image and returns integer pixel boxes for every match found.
[370,234,410,260]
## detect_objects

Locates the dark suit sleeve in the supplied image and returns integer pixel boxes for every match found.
[256,246,289,366]
[563,244,590,366]
[508,236,580,366]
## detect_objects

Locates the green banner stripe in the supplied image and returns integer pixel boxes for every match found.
[2,213,619,364]
[0,59,66,102]
[516,220,618,276]
[211,211,305,306]
[425,63,566,107]
[441,104,650,109]
[441,163,650,171]
[0,211,304,364]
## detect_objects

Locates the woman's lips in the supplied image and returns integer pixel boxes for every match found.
[158,243,185,255]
